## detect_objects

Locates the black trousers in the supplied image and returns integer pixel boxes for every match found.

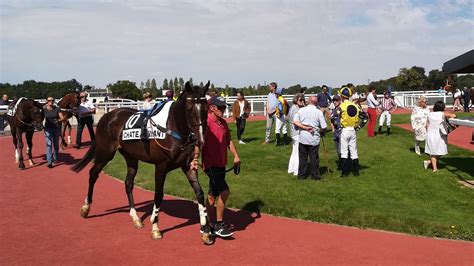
[76,115,95,146]
[298,143,320,179]
[236,117,246,140]
[464,99,470,112]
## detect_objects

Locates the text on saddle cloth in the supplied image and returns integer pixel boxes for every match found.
[122,101,173,141]
[7,97,26,117]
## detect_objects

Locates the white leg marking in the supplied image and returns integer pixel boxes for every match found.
[130,208,140,221]
[150,204,160,224]
[198,203,207,226]
[67,135,71,144]
[15,149,19,162]
[29,159,34,166]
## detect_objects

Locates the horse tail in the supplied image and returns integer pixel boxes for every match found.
[71,141,96,173]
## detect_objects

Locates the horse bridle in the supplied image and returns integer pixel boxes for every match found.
[185,96,208,145]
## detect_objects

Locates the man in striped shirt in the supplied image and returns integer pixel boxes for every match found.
[378,90,397,135]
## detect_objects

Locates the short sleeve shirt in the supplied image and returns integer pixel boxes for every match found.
[78,101,95,117]
[293,105,327,146]
[267,93,278,114]
[202,115,231,169]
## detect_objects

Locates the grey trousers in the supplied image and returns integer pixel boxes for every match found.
[265,112,276,142]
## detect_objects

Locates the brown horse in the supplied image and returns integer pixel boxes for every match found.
[71,82,215,244]
[7,98,45,170]
[57,92,80,149]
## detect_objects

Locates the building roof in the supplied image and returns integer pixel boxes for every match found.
[442,49,474,74]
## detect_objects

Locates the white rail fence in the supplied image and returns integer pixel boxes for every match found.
[0,90,463,129]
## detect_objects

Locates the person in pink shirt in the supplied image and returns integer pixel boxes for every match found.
[202,96,241,238]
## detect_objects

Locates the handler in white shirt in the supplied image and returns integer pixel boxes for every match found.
[366,87,379,137]
[75,92,96,149]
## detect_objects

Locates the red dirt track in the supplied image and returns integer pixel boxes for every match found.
[0,132,473,265]
[396,124,474,151]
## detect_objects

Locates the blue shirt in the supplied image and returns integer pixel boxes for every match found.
[293,105,327,146]
[317,92,331,108]
[267,92,278,114]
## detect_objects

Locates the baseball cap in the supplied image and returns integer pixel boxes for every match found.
[332,95,341,101]
[209,96,227,107]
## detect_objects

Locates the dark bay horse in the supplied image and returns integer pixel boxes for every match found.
[7,98,45,169]
[71,82,215,244]
[57,92,80,149]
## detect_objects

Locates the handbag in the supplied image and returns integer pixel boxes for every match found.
[440,118,456,135]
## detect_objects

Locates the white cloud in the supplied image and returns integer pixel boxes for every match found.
[0,0,473,88]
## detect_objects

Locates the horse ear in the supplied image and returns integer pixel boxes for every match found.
[203,81,210,94]
[185,81,193,93]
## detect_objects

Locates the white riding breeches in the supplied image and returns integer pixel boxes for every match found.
[379,111,391,126]
[340,127,358,159]
[275,115,288,134]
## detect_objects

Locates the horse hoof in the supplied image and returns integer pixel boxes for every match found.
[19,164,25,170]
[80,204,90,218]
[151,230,162,240]
[29,160,34,166]
[202,233,214,245]
[132,219,144,229]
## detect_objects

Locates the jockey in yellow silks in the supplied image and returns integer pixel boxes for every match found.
[274,88,289,146]
[331,87,368,177]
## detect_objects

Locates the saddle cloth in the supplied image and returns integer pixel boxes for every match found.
[122,101,173,141]
[7,97,26,117]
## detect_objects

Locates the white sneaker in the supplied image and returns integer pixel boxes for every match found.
[415,146,421,155]
[238,140,246,144]
[423,160,430,170]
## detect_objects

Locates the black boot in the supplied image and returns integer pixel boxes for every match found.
[353,159,360,176]
[276,133,281,146]
[387,127,391,136]
[378,126,382,135]
[337,156,342,170]
[340,158,349,177]
[283,134,288,145]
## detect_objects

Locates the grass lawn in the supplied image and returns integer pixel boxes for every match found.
[103,113,474,241]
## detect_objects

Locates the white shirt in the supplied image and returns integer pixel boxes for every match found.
[143,100,154,110]
[78,101,95,116]
[238,100,245,117]
[367,93,379,108]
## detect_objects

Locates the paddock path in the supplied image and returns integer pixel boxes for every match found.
[0,133,472,265]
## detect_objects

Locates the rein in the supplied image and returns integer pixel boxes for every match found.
[15,116,36,128]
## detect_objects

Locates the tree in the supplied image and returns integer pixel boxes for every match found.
[396,67,426,91]
[425,69,448,90]
[151,78,157,91]
[188,78,193,86]
[174,77,179,91]
[169,79,174,94]
[140,81,145,90]
[162,79,169,92]
[179,77,184,90]
[145,79,151,90]
[107,80,141,100]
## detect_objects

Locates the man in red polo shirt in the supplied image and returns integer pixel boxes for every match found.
[202,96,241,238]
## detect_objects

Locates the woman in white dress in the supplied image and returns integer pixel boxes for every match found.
[410,96,430,155]
[423,101,456,172]
[287,93,305,176]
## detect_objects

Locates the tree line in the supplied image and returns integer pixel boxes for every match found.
[1,67,472,100]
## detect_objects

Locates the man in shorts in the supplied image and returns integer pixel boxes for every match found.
[202,96,241,238]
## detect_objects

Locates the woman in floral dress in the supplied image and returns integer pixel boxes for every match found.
[410,96,430,155]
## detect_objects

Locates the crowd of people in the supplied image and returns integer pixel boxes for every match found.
[0,83,466,237]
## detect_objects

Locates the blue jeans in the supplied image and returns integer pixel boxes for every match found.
[44,127,60,164]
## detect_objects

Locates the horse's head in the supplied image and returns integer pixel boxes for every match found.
[58,93,80,116]
[182,81,209,146]
[28,100,45,131]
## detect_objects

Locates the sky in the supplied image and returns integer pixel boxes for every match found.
[0,0,473,89]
